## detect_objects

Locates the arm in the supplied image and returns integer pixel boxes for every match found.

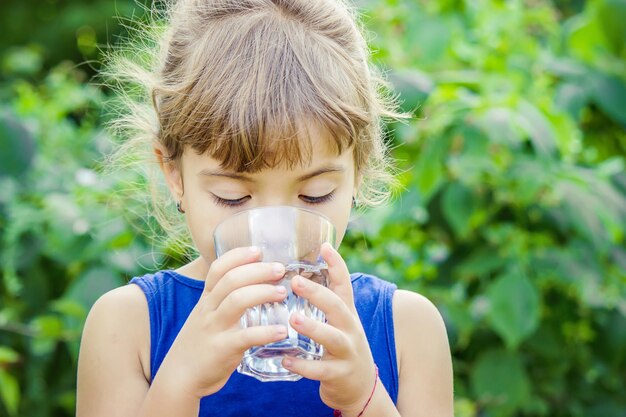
[393,289,454,417]
[315,289,454,417]
[281,244,453,417]
[77,247,291,417]
[76,285,201,417]
[338,290,454,417]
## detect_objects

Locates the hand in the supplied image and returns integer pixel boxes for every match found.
[281,243,378,414]
[156,247,289,399]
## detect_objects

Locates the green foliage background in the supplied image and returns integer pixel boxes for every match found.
[0,0,624,416]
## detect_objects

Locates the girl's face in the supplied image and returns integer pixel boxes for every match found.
[159,137,358,270]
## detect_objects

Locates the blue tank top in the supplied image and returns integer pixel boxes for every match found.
[129,270,398,416]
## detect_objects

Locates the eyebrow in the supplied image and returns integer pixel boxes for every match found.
[198,164,345,183]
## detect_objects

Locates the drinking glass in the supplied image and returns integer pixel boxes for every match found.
[213,205,336,382]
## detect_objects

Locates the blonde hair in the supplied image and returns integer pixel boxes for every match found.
[103,0,404,252]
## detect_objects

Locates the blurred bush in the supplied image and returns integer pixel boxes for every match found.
[0,56,161,415]
[0,0,150,76]
[0,2,153,415]
[342,0,626,416]
[0,0,625,416]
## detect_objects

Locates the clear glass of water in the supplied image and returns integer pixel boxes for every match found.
[213,205,336,382]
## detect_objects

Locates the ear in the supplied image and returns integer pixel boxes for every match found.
[154,143,184,200]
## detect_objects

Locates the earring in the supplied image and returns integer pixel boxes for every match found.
[352,196,357,208]
[177,200,185,214]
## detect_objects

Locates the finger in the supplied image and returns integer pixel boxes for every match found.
[215,284,288,327]
[290,312,351,357]
[226,324,289,355]
[291,275,356,331]
[320,243,355,308]
[207,262,286,309]
[281,356,345,381]
[204,246,263,293]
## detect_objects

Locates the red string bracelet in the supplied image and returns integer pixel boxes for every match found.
[333,365,379,417]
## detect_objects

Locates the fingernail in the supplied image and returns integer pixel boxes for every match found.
[276,285,287,295]
[295,275,307,289]
[250,246,260,253]
[276,326,287,336]
[283,358,293,368]
[273,263,285,275]
[292,312,303,325]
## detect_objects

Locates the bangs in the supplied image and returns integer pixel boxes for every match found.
[156,8,372,172]
[206,115,343,173]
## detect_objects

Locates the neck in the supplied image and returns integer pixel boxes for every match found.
[175,257,210,281]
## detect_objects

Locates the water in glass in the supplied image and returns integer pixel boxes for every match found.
[237,263,328,381]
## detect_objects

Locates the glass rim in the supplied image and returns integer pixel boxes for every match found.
[213,205,335,235]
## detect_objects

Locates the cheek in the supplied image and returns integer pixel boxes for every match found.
[184,206,232,264]
[186,215,217,263]
[322,196,353,248]
[181,178,230,263]
[333,212,351,247]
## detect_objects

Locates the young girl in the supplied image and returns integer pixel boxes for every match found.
[76,0,453,416]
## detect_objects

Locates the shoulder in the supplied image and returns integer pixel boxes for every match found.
[392,289,446,334]
[76,284,153,416]
[392,289,449,363]
[83,283,151,360]
[87,283,150,325]
[391,289,454,416]
[79,283,151,381]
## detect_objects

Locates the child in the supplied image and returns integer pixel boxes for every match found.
[76,0,454,416]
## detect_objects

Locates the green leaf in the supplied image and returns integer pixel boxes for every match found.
[0,347,20,365]
[413,134,452,201]
[486,269,540,348]
[65,267,124,309]
[554,172,624,251]
[478,107,521,148]
[456,248,508,279]
[0,369,20,417]
[516,101,557,157]
[442,302,475,349]
[508,157,553,204]
[585,403,626,417]
[596,0,626,55]
[0,110,35,179]
[565,13,608,63]
[31,315,64,339]
[555,82,589,120]
[405,14,452,65]
[470,349,531,417]
[51,298,87,320]
[442,182,479,239]
[388,69,434,114]
[543,56,588,78]
[1,46,43,76]
[588,71,626,128]
[454,397,477,417]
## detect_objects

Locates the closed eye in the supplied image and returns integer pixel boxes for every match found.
[210,191,336,208]
[210,194,250,208]
[299,191,335,205]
